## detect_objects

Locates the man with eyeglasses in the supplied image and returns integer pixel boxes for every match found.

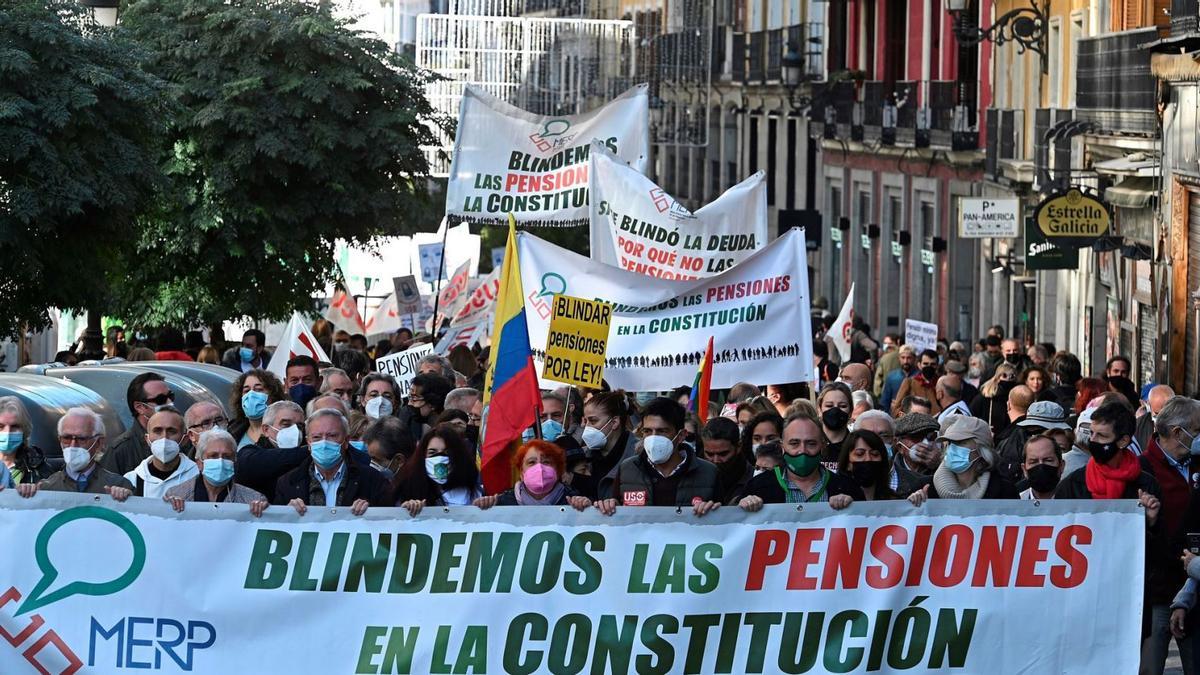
[102,372,173,475]
[890,413,943,498]
[16,407,133,500]
[183,401,228,458]
[272,409,391,515]
[738,410,863,511]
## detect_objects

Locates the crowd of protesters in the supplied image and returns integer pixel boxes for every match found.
[4,314,1200,673]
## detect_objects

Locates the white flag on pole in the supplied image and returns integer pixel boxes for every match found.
[268,312,331,380]
[829,284,856,362]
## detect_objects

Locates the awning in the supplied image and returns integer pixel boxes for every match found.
[1105,176,1158,209]
[1094,152,1159,177]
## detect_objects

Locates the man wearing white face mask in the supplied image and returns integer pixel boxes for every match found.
[594,398,720,516]
[17,407,133,500]
[890,413,942,498]
[235,401,308,502]
[124,407,199,500]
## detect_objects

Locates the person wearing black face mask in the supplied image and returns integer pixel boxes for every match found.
[891,350,942,417]
[1018,435,1062,500]
[837,430,896,500]
[817,383,853,466]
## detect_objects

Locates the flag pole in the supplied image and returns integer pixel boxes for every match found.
[430,220,452,337]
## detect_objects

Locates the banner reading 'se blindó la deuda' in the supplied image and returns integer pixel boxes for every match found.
[445,84,649,228]
[0,495,1142,674]
[520,228,813,392]
[589,141,768,280]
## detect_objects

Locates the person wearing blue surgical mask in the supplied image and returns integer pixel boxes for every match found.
[227,370,286,451]
[222,329,270,373]
[273,409,392,515]
[907,416,1018,504]
[0,396,53,486]
[164,428,269,517]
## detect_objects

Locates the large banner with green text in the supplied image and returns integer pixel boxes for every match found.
[519,227,814,391]
[446,85,649,228]
[0,494,1142,674]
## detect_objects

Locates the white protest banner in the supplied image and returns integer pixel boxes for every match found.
[267,312,330,381]
[435,318,489,354]
[374,343,433,396]
[446,84,650,228]
[960,197,1020,238]
[434,259,473,319]
[0,494,1142,674]
[324,283,367,333]
[905,318,940,354]
[365,292,401,337]
[520,228,814,391]
[589,141,767,279]
[829,284,855,361]
[454,267,499,325]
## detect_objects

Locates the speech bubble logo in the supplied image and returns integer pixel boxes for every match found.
[537,119,570,138]
[537,273,566,299]
[17,506,146,615]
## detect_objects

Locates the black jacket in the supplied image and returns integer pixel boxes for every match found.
[10,445,57,484]
[916,470,1020,499]
[892,457,930,499]
[273,455,392,507]
[612,448,719,507]
[100,421,150,476]
[715,460,755,505]
[994,421,1031,483]
[1054,464,1161,500]
[739,466,866,504]
[236,442,310,502]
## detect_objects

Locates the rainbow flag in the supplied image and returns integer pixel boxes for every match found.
[480,215,542,494]
[688,336,714,423]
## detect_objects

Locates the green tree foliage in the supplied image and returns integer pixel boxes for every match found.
[0,0,173,338]
[115,0,446,327]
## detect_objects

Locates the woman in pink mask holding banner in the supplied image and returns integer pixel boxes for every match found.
[474,440,592,510]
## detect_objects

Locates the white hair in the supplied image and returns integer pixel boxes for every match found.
[56,407,104,438]
[445,387,480,413]
[305,395,348,418]
[851,390,876,410]
[183,400,225,428]
[264,400,303,427]
[0,396,32,447]
[306,408,349,435]
[853,409,895,433]
[196,428,237,458]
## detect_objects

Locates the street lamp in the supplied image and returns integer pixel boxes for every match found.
[80,0,119,26]
[946,0,1048,71]
[782,41,820,109]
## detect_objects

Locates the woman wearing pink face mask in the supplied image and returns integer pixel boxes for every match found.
[473,440,592,510]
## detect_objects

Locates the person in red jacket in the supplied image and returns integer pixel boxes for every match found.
[1145,397,1200,673]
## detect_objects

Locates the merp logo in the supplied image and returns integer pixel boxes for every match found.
[3,505,215,673]
[88,617,215,671]
[528,119,576,154]
[2,506,146,674]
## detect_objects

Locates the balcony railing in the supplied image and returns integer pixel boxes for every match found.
[1075,28,1157,135]
[788,22,824,81]
[767,29,783,81]
[748,31,765,83]
[1172,0,1199,36]
[819,79,974,149]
